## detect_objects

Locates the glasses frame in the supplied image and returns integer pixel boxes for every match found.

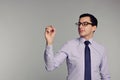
[75,22,93,27]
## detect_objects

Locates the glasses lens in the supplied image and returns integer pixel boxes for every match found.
[76,22,92,26]
[82,22,89,26]
[75,22,81,26]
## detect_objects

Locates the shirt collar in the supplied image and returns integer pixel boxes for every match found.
[79,37,93,45]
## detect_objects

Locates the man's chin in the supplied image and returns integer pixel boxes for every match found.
[79,34,85,37]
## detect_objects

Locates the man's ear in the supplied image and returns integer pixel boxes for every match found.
[92,26,97,32]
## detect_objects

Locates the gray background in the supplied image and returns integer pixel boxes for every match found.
[0,0,120,80]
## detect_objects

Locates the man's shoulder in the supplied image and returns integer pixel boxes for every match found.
[66,38,80,44]
[92,40,105,50]
[60,38,80,52]
[63,38,80,47]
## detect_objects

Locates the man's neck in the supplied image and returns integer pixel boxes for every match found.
[81,36,93,40]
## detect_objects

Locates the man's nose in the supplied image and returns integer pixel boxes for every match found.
[78,24,83,29]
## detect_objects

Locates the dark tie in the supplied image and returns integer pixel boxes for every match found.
[84,41,91,80]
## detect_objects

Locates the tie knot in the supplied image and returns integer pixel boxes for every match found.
[84,41,90,46]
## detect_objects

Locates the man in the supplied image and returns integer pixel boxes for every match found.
[44,13,110,80]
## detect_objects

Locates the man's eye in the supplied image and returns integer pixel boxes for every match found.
[83,23,88,26]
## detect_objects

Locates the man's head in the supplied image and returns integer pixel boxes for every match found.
[77,13,98,40]
[79,13,98,27]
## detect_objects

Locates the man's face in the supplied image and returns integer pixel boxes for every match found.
[78,16,96,39]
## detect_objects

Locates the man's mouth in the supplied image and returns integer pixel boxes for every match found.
[80,30,85,32]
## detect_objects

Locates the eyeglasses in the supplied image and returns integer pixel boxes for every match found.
[75,22,92,27]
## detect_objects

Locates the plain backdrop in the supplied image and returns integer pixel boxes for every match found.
[0,0,120,80]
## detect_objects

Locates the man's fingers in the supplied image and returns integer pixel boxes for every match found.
[51,29,54,32]
[45,25,55,34]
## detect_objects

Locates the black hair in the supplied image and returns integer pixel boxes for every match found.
[79,13,98,27]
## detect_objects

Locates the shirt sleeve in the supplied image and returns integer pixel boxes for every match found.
[44,43,69,71]
[99,48,111,80]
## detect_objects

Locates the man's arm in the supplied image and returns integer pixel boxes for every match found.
[44,25,67,71]
[44,45,67,71]
[100,49,111,80]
